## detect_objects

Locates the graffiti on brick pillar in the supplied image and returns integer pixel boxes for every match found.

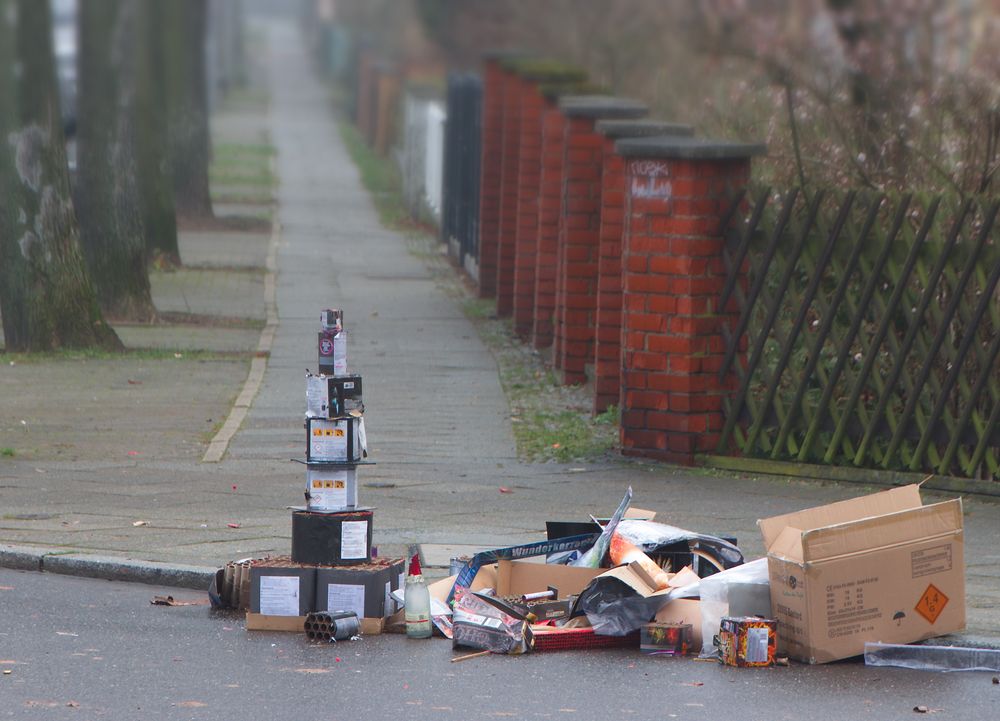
[630,160,672,200]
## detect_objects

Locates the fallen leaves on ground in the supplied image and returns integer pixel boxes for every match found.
[174,701,208,708]
[499,487,513,494]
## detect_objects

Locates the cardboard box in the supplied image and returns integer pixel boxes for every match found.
[305,465,358,510]
[640,622,692,656]
[249,564,317,616]
[314,559,405,619]
[306,373,363,419]
[317,329,347,376]
[306,417,362,463]
[654,598,703,650]
[291,509,374,565]
[718,616,777,667]
[467,559,604,598]
[759,484,964,664]
[424,560,605,639]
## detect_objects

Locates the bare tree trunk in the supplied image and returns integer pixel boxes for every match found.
[165,0,214,220]
[0,0,122,352]
[135,0,180,265]
[76,0,157,322]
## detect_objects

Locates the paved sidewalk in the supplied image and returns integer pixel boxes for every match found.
[1,20,998,648]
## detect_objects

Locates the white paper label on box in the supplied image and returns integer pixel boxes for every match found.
[326,583,365,618]
[259,575,300,616]
[310,419,350,460]
[341,520,368,559]
[357,417,367,456]
[398,571,405,592]
[309,471,349,509]
[384,581,393,615]
[745,626,770,664]
[306,375,328,418]
[334,332,347,375]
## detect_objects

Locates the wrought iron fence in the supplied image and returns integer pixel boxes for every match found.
[441,72,482,277]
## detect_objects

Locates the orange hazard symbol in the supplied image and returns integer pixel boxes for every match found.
[915,584,948,624]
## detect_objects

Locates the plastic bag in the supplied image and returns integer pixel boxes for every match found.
[570,487,632,568]
[573,574,670,636]
[615,519,744,572]
[697,557,771,657]
[865,642,1000,673]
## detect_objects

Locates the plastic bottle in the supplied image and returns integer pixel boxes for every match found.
[404,554,432,639]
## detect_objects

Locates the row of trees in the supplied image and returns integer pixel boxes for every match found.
[340,0,1000,196]
[0,0,231,352]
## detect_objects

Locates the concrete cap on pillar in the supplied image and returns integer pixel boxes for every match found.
[502,57,588,83]
[597,119,694,139]
[558,95,648,120]
[615,135,767,159]
[539,81,607,102]
[482,49,536,62]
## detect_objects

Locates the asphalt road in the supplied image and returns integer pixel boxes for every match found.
[1,569,997,721]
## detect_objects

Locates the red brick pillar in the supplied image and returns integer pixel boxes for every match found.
[476,55,513,299]
[511,79,542,336]
[494,70,524,317]
[356,50,374,138]
[510,67,587,340]
[555,97,647,385]
[593,120,694,414]
[532,95,568,351]
[617,136,764,463]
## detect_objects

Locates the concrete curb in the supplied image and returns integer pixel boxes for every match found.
[0,544,215,590]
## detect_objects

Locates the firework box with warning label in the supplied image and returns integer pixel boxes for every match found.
[759,484,964,664]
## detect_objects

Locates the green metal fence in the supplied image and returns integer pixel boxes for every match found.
[717,188,1000,480]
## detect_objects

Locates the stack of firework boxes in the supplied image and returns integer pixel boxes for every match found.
[246,309,404,632]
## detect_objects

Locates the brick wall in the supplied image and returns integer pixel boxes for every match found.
[554,97,647,385]
[476,57,508,299]
[355,50,375,143]
[616,136,764,463]
[532,97,567,351]
[494,71,523,317]
[593,120,694,414]
[511,81,544,339]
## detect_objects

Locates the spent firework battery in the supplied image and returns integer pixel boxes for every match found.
[305,611,360,641]
[717,616,777,667]
[640,622,693,656]
[317,330,347,376]
[496,588,575,621]
[305,464,358,510]
[314,559,405,618]
[305,372,363,419]
[291,508,374,565]
[305,416,364,463]
[248,560,318,616]
[320,308,344,332]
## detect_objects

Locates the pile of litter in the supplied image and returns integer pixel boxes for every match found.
[205,482,984,672]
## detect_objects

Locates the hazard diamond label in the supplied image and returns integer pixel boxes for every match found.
[915,583,949,624]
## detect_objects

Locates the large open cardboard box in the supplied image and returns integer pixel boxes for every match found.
[759,484,964,664]
[430,558,603,600]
